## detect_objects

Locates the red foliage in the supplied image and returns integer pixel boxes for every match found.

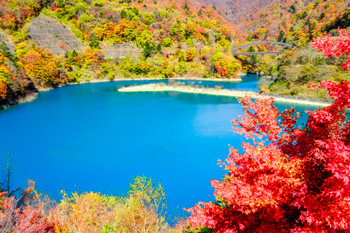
[311,28,350,70]
[0,0,41,30]
[188,31,350,232]
[20,48,61,87]
[0,183,55,232]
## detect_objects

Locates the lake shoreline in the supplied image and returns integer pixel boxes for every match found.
[67,76,243,84]
[0,76,331,110]
[0,77,244,110]
[119,83,332,107]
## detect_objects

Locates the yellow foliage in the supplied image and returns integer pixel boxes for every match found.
[50,176,176,233]
[20,48,60,86]
[218,36,230,48]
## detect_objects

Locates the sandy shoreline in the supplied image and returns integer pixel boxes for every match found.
[118,83,331,107]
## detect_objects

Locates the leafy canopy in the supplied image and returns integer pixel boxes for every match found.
[187,29,350,232]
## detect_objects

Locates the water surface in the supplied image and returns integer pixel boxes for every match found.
[0,76,317,217]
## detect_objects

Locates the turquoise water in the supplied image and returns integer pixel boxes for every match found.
[0,75,318,217]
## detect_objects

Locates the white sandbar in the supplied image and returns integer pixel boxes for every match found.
[118,84,331,107]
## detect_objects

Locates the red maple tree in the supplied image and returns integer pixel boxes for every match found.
[187,30,350,232]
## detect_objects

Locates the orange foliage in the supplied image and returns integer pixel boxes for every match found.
[0,0,41,30]
[82,48,104,66]
[20,49,60,86]
[0,82,7,99]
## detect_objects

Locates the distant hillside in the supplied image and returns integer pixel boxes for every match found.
[242,0,350,43]
[0,0,244,109]
[196,0,276,27]
[199,0,350,43]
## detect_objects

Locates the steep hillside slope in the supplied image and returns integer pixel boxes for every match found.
[197,0,276,26]
[0,0,244,109]
[28,16,84,55]
[0,29,15,53]
[197,0,350,44]
[243,0,350,43]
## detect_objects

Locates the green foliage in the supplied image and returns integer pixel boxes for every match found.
[52,176,173,233]
[186,226,214,233]
[178,50,187,62]
[67,50,79,65]
[142,12,155,25]
[184,0,190,14]
[186,38,195,48]
[128,175,166,211]
[142,41,156,58]
[198,9,203,16]
[120,8,139,21]
[119,0,131,3]
[89,33,100,48]
[101,62,116,80]
[92,0,106,7]
[79,12,94,23]
[298,64,318,83]
[288,4,296,13]
[210,52,241,78]
[322,8,350,32]
[161,38,173,47]
[296,11,308,20]
[277,30,285,42]
[0,42,17,64]
[118,56,150,77]
[265,44,350,98]
[319,12,326,20]
[0,0,250,107]
[136,29,153,47]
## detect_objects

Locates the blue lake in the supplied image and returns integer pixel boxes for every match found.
[0,74,318,218]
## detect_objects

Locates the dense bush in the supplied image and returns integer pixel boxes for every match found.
[211,52,241,78]
[0,53,13,99]
[0,181,55,233]
[0,176,186,232]
[265,41,350,98]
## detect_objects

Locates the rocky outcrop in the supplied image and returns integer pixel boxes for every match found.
[101,42,140,60]
[0,29,15,54]
[0,78,38,110]
[28,16,84,55]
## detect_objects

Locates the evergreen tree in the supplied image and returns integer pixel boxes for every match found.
[288,4,296,13]
[143,41,154,58]
[89,34,100,49]
[156,43,162,53]
[121,9,127,19]
[0,42,17,64]
[277,30,285,42]
[198,9,203,16]
[184,0,190,14]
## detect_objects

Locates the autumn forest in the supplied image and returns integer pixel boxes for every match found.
[0,0,350,232]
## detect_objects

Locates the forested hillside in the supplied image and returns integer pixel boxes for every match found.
[196,0,276,27]
[197,0,350,43]
[0,0,243,109]
[209,0,350,99]
[243,0,350,43]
